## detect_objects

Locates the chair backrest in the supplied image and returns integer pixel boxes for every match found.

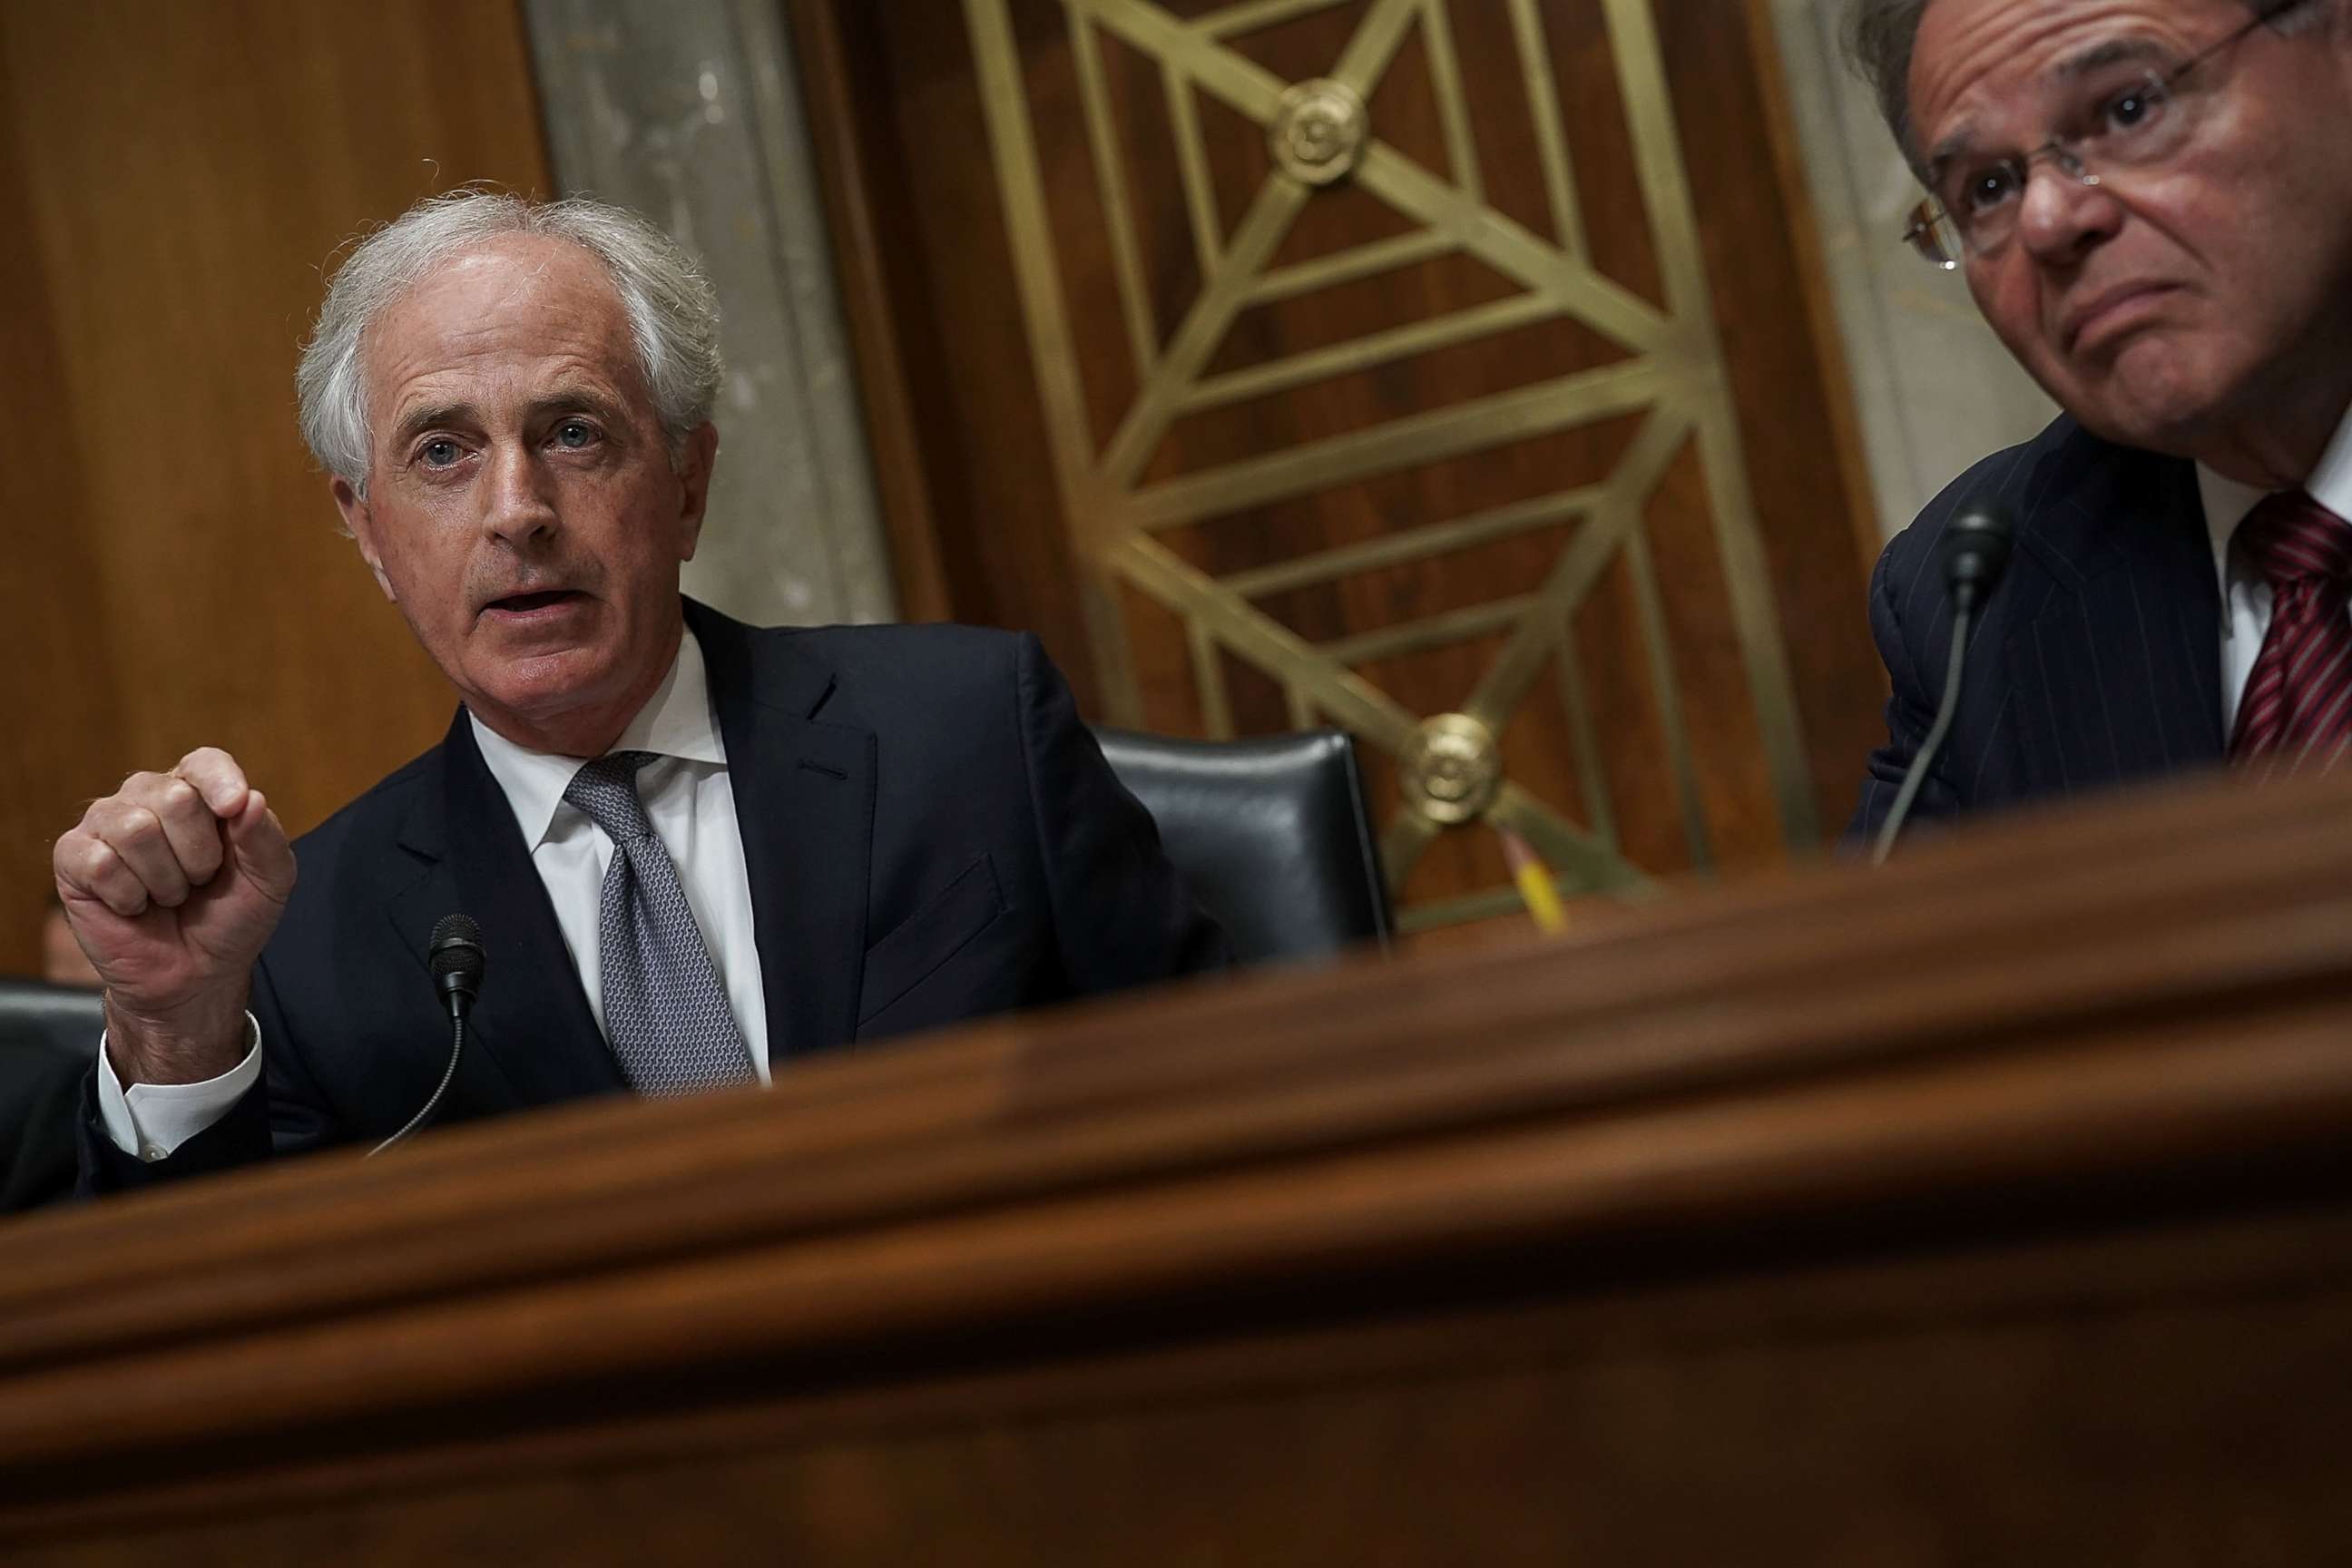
[0,977,103,1060]
[0,980,99,1214]
[1093,727,1391,965]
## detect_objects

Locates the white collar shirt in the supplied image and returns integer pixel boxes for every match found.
[468,626,772,1083]
[2197,401,2352,737]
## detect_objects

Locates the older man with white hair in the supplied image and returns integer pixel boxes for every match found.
[1847,0,2352,836]
[54,191,1227,1189]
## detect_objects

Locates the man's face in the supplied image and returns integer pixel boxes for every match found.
[1909,0,2352,457]
[333,234,717,754]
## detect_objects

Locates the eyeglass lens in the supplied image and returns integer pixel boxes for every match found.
[1900,1,2294,267]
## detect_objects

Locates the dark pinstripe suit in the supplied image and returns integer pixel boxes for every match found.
[1851,413,2226,840]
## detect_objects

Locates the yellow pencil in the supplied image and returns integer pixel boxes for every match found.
[1496,826,1568,936]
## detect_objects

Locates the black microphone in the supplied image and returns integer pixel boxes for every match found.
[428,913,486,1022]
[1941,503,2014,619]
[370,913,487,1157]
[1872,502,2016,865]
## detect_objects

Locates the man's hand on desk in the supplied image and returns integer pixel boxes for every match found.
[52,747,296,1085]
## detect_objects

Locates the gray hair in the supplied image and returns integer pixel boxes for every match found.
[1846,0,2335,179]
[296,190,722,495]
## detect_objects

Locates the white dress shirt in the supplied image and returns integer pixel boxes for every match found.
[2197,403,2352,735]
[99,627,769,1160]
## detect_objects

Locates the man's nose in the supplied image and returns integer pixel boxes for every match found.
[481,443,561,545]
[2014,162,2122,265]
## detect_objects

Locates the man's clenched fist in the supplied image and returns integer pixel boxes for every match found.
[53,747,297,1085]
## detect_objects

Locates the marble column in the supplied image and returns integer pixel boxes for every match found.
[524,0,897,625]
[1765,0,2057,540]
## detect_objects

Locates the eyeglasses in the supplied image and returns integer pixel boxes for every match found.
[1902,0,2318,268]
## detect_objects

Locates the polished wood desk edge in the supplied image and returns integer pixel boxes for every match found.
[0,769,2347,1475]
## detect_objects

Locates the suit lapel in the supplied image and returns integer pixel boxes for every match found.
[689,602,877,1064]
[2002,437,2223,798]
[387,713,624,1107]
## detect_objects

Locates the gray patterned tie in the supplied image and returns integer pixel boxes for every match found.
[563,750,756,1095]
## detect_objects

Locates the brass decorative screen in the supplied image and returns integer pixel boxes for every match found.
[962,0,1818,929]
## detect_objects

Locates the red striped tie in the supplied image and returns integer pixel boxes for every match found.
[2230,490,2352,773]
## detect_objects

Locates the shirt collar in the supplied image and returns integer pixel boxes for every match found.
[2198,397,2352,585]
[468,625,729,850]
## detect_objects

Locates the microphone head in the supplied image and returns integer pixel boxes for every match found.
[427,913,485,1002]
[1942,502,2015,611]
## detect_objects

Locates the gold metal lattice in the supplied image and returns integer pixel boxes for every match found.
[962,0,1817,928]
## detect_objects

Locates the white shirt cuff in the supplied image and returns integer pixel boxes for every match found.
[97,1017,264,1162]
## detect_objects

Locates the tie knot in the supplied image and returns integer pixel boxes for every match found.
[2236,491,2352,591]
[564,750,659,841]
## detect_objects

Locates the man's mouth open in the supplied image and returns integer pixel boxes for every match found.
[482,589,588,622]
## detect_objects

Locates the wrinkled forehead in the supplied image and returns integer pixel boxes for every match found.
[372,235,626,345]
[1909,0,2233,162]
[358,236,643,416]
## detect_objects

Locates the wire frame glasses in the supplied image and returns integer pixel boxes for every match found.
[1899,0,2314,268]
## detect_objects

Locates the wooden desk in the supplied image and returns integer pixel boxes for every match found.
[5,770,2351,1563]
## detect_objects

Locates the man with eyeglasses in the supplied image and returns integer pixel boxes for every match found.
[1846,0,2352,836]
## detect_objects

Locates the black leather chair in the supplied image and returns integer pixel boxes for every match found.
[0,978,102,1211]
[0,977,103,1061]
[1093,728,1391,965]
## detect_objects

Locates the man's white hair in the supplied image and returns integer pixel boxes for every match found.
[295,190,722,497]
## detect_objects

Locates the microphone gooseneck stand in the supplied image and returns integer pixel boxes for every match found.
[369,913,486,1158]
[1872,504,2015,867]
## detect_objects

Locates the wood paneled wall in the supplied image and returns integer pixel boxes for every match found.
[0,4,553,974]
[795,0,1888,945]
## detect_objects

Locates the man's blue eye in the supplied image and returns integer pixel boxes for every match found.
[554,421,596,448]
[420,438,462,466]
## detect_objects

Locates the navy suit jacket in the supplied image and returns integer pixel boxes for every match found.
[83,602,1228,1191]
[1851,413,2227,840]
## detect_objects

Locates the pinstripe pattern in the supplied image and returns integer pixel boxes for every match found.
[2228,492,2352,774]
[1849,415,2225,843]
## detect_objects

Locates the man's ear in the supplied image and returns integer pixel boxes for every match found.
[331,476,398,603]
[673,423,720,562]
